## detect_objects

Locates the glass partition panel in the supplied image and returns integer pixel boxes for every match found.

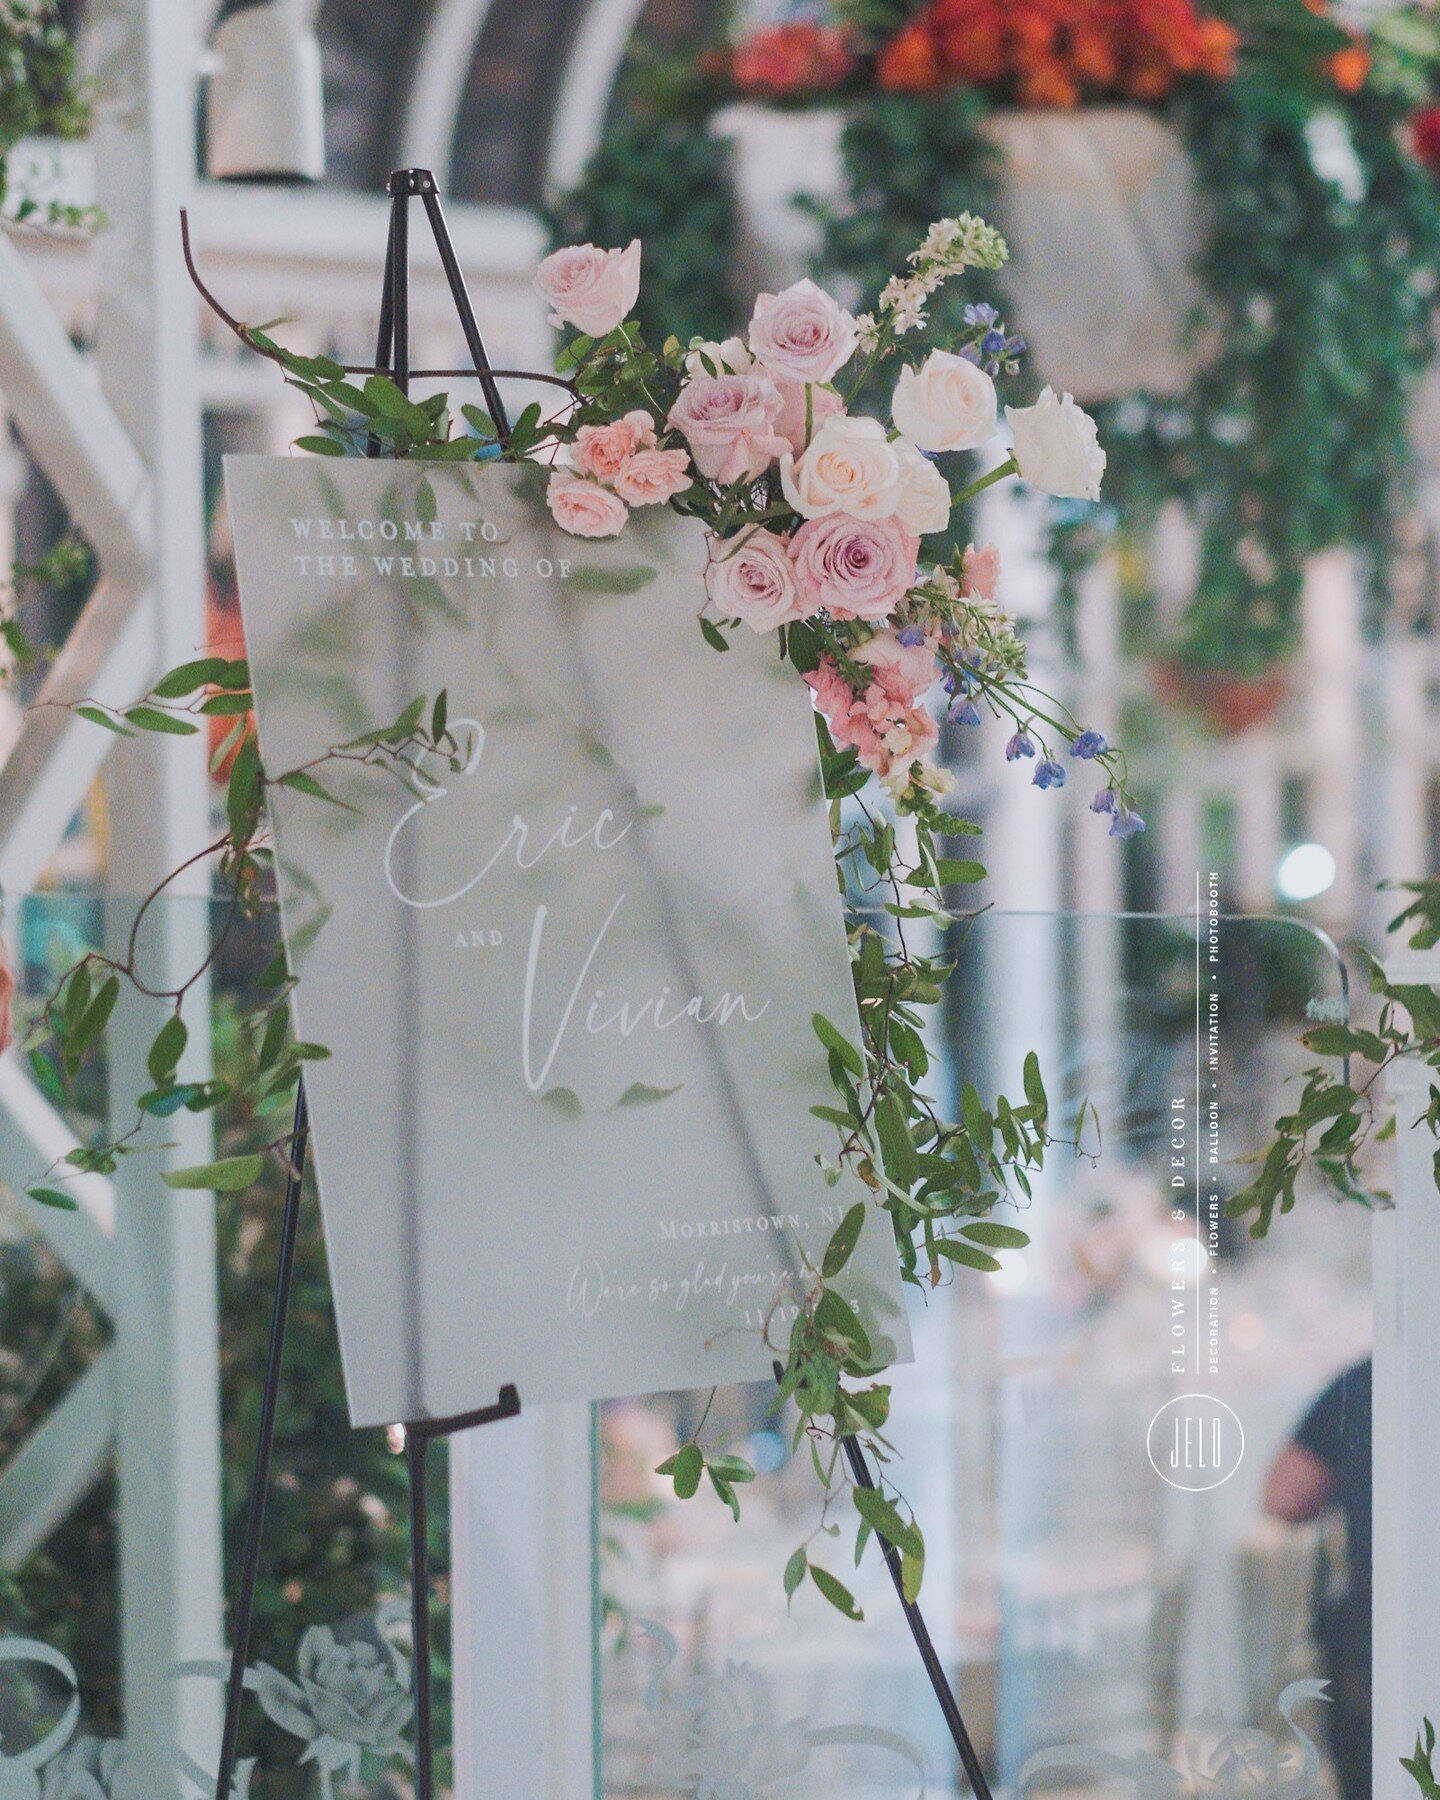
[596,911,1370,1799]
[0,892,431,1798]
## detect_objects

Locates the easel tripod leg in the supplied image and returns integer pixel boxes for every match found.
[212,1081,310,1800]
[407,1428,435,1800]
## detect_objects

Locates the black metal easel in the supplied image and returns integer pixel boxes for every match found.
[200,168,996,1800]
[209,170,525,1800]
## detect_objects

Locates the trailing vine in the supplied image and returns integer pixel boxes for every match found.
[0,0,95,230]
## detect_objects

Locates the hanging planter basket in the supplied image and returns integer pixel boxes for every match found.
[712,101,1206,403]
[1151,659,1290,735]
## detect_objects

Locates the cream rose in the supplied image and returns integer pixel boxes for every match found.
[891,351,997,454]
[892,440,952,536]
[705,529,804,633]
[748,279,860,384]
[534,241,641,337]
[780,415,902,521]
[612,448,693,506]
[546,471,629,538]
[667,372,790,486]
[1005,387,1106,501]
[789,513,919,621]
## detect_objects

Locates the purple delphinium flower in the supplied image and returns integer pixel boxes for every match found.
[1071,729,1108,759]
[964,302,998,328]
[981,329,1006,356]
[1091,787,1117,815]
[1033,759,1067,790]
[1006,729,1036,761]
[960,344,982,366]
[1109,806,1146,840]
[951,698,982,728]
[896,625,926,647]
[1004,333,1026,358]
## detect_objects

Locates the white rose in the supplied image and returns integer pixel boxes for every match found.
[686,336,753,377]
[1005,386,1106,501]
[779,415,901,521]
[892,440,952,536]
[891,351,997,454]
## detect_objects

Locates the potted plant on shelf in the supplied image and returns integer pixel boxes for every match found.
[0,0,92,230]
[558,0,1440,676]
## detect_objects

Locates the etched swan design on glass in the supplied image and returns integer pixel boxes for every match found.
[1017,1679,1332,1799]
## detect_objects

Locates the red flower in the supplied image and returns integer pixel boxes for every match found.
[730,22,859,100]
[1413,104,1440,174]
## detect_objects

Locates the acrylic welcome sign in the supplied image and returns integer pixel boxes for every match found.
[225,456,912,1426]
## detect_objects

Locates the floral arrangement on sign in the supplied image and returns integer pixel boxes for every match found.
[9,217,1136,1622]
[555,0,1440,683]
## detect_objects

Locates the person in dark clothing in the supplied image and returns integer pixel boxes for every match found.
[1264,1358,1372,1800]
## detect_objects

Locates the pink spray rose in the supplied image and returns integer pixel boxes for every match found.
[546,471,629,538]
[534,241,641,337]
[667,372,791,486]
[772,375,845,456]
[572,411,656,482]
[748,279,860,384]
[612,447,694,506]
[962,541,1002,602]
[704,529,804,633]
[789,512,919,621]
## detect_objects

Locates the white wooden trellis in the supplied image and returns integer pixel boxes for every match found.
[0,0,223,1780]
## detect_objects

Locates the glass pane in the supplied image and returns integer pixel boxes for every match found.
[597,911,1369,1798]
[0,892,435,1798]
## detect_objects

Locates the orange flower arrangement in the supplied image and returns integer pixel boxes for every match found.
[729,21,860,100]
[875,0,1239,107]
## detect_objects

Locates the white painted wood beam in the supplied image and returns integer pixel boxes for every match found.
[0,1350,117,1570]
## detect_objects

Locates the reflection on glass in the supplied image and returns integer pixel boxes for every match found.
[597,912,1370,1798]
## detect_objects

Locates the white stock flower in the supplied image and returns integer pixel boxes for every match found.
[780,414,902,521]
[1006,387,1106,502]
[892,351,997,454]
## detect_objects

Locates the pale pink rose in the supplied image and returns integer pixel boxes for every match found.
[612,447,694,506]
[852,629,943,704]
[789,512,919,621]
[748,279,860,384]
[892,350,997,453]
[781,415,902,521]
[962,541,1002,602]
[546,471,629,538]
[772,376,846,456]
[893,440,952,536]
[534,241,641,337]
[667,372,790,486]
[572,411,656,482]
[704,529,803,633]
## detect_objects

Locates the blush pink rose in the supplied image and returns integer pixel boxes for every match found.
[704,529,804,633]
[789,512,919,621]
[612,447,694,506]
[962,541,1002,602]
[546,471,629,538]
[572,411,656,481]
[534,241,641,337]
[852,629,942,704]
[772,375,846,456]
[748,278,860,383]
[667,372,790,486]
[0,939,13,1055]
